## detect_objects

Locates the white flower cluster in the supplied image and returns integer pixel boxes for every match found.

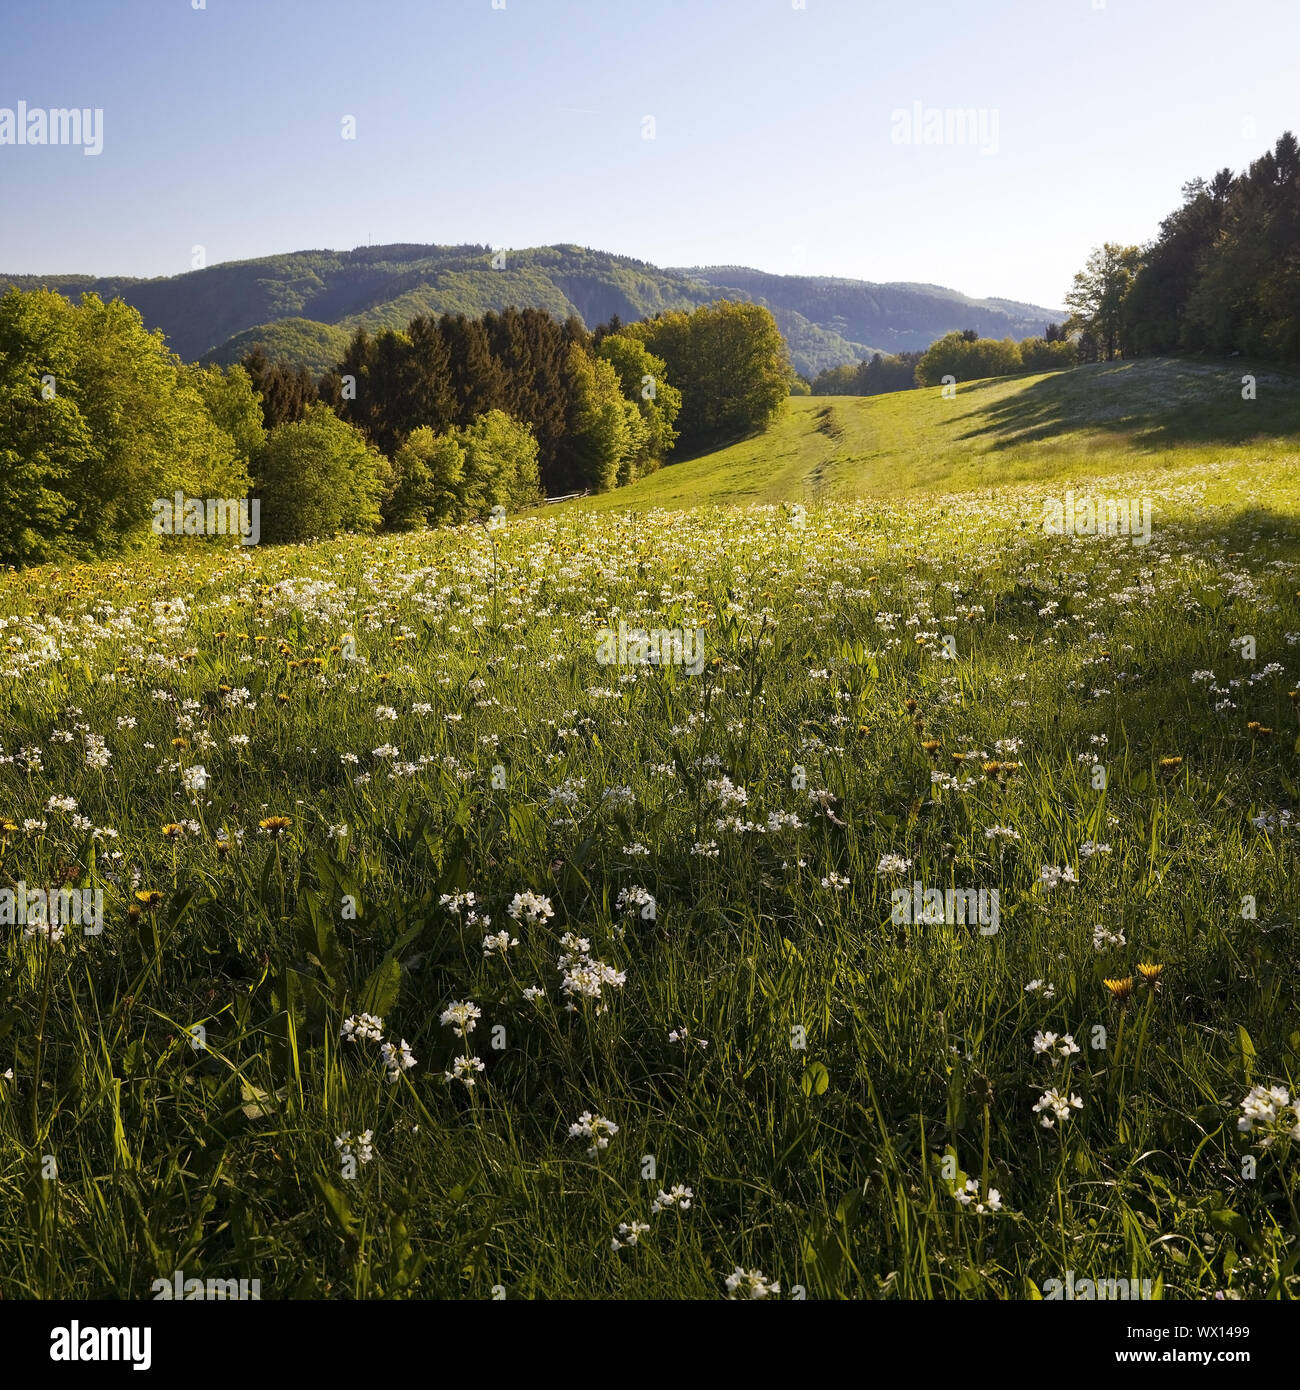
[615,885,655,918]
[652,1184,693,1214]
[611,1220,650,1251]
[558,932,626,1013]
[481,930,518,957]
[84,732,111,769]
[1033,1087,1083,1129]
[444,1054,486,1087]
[340,1012,384,1043]
[1033,1030,1080,1059]
[1039,864,1079,890]
[380,1038,417,1084]
[724,1267,781,1299]
[340,1012,417,1084]
[953,1179,1002,1214]
[568,1110,619,1157]
[1238,1085,1300,1145]
[440,1000,481,1038]
[334,1129,374,1164]
[508,891,554,925]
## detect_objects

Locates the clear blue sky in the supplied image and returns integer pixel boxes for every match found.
[1,0,1296,310]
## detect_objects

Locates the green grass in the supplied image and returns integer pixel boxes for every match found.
[567,358,1300,512]
[2,359,1300,1300]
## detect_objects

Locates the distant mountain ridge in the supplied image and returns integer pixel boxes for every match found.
[1,243,1062,379]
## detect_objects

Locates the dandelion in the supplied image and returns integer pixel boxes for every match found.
[1136,962,1164,987]
[258,816,292,836]
[161,822,185,840]
[1103,977,1135,1002]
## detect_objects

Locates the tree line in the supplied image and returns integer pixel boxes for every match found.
[0,289,790,565]
[1066,132,1299,362]
[811,325,1075,394]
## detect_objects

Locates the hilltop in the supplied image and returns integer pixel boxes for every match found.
[1,243,1059,379]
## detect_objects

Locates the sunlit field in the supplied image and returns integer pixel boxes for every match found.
[2,448,1299,1299]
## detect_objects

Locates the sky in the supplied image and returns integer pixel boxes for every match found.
[0,0,1296,311]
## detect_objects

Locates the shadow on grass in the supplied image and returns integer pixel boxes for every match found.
[951,358,1300,452]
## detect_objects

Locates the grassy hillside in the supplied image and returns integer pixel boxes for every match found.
[2,243,1059,380]
[568,359,1300,512]
[3,356,1298,1301]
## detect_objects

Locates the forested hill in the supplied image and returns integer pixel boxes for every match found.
[1,243,1059,379]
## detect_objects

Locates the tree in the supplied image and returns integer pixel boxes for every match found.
[191,363,266,473]
[0,289,248,564]
[387,425,465,530]
[457,410,542,516]
[629,300,789,449]
[255,404,388,543]
[0,287,86,564]
[240,346,318,428]
[1019,336,1078,372]
[1065,243,1143,361]
[562,343,633,493]
[595,333,681,476]
[914,332,1023,386]
[438,313,508,425]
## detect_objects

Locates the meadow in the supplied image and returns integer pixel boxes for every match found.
[2,362,1300,1299]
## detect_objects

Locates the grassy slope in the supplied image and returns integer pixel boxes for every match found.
[568,359,1300,512]
[3,356,1300,1302]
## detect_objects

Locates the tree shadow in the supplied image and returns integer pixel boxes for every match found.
[949,359,1300,452]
